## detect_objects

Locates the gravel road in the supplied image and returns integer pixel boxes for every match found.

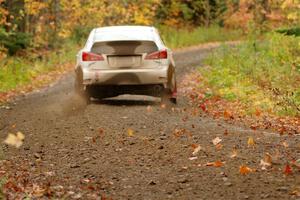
[0,45,299,200]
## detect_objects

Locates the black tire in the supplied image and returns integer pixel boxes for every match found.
[170,97,177,104]
[161,88,177,105]
[74,70,91,104]
[161,70,177,105]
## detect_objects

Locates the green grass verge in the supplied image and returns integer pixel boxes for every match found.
[202,32,300,116]
[159,25,243,49]
[0,42,77,92]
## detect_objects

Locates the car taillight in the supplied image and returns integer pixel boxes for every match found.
[145,50,168,60]
[82,52,104,61]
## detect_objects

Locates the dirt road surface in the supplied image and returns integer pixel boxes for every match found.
[0,45,299,199]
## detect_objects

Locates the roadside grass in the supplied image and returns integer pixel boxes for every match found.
[159,25,243,49]
[201,32,300,117]
[0,26,243,97]
[0,41,77,93]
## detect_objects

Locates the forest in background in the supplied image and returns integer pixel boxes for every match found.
[0,0,299,56]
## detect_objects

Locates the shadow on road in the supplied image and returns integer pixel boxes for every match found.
[92,95,159,106]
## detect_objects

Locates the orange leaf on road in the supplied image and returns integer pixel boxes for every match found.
[224,110,233,119]
[206,161,224,167]
[255,108,262,117]
[224,129,229,136]
[239,165,252,175]
[127,128,134,137]
[215,143,223,150]
[284,164,292,175]
[214,161,224,167]
[247,136,255,148]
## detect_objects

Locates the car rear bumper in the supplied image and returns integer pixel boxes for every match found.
[82,67,168,86]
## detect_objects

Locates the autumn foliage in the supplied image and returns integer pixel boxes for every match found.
[0,0,299,56]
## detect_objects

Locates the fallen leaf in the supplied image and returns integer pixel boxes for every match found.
[255,108,262,117]
[290,189,300,197]
[189,157,198,160]
[230,148,238,158]
[146,105,152,112]
[247,136,255,148]
[293,159,300,168]
[264,153,272,164]
[260,159,271,170]
[206,161,224,167]
[192,145,201,156]
[284,164,292,175]
[214,160,224,167]
[279,126,286,135]
[98,128,105,137]
[239,165,252,175]
[212,137,222,145]
[4,131,25,148]
[215,143,223,150]
[224,129,229,136]
[182,166,188,170]
[206,162,214,166]
[250,125,257,130]
[282,141,289,148]
[199,104,206,112]
[160,104,166,109]
[224,110,233,119]
[16,131,24,140]
[32,184,46,197]
[45,171,55,176]
[127,128,134,137]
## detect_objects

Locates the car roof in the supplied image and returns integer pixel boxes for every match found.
[93,26,157,42]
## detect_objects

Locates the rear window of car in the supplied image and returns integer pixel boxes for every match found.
[93,29,154,41]
[91,41,158,55]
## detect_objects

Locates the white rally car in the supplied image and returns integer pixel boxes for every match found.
[75,26,177,104]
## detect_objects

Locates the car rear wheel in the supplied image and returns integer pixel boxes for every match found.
[161,72,177,105]
[75,70,91,104]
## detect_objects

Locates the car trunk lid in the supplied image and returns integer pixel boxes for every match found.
[90,41,161,70]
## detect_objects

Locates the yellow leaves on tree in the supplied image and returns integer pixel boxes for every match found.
[163,1,183,27]
[58,0,161,38]
[281,0,300,22]
[0,0,9,26]
[24,0,48,16]
[224,0,300,31]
